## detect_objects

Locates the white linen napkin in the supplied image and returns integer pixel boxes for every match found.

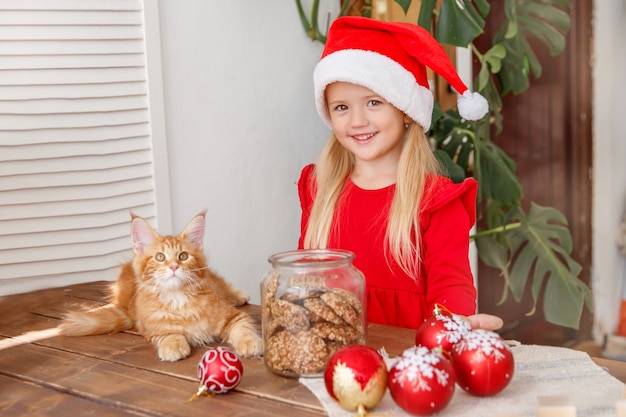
[299,344,624,417]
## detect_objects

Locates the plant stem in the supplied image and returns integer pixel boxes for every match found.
[470,222,522,240]
[455,127,476,138]
[295,0,313,39]
[471,43,483,60]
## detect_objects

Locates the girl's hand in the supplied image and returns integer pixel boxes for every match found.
[465,314,504,331]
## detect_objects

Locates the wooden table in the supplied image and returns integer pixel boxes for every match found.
[0,281,624,417]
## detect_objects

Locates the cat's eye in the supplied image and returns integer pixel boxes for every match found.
[154,252,166,262]
[178,252,189,261]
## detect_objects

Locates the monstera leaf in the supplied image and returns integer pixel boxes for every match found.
[429,105,476,181]
[475,140,523,207]
[417,0,490,46]
[476,204,593,329]
[454,0,571,114]
[429,106,522,208]
[495,0,571,94]
[433,149,466,183]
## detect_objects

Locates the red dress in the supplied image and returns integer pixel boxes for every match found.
[297,164,478,330]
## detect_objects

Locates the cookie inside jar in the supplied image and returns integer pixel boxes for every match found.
[260,250,367,378]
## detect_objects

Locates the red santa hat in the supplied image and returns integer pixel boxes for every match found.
[314,16,488,130]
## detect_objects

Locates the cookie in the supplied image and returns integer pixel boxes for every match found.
[271,299,310,333]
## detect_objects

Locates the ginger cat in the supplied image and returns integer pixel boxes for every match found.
[58,212,263,362]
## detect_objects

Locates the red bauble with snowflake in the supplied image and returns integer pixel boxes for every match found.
[324,345,388,416]
[415,304,471,355]
[196,346,243,395]
[451,329,514,396]
[388,346,456,416]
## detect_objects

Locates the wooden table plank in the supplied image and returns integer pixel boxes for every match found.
[366,323,415,356]
[0,374,149,417]
[0,343,322,417]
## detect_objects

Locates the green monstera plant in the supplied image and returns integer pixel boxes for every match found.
[295,0,592,329]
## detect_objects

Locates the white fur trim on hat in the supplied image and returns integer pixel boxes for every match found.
[314,49,434,130]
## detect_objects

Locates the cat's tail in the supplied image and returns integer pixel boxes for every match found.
[0,327,62,351]
[0,304,132,351]
[58,303,133,336]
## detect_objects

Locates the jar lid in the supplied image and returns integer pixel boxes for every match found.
[268,249,355,268]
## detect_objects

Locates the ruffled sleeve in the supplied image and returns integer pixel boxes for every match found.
[297,164,316,249]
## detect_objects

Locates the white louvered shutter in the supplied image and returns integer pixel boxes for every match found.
[0,0,169,296]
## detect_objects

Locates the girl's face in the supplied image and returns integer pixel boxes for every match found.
[326,82,410,170]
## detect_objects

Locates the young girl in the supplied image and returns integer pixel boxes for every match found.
[298,16,501,331]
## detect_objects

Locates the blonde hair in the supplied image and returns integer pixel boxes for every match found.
[303,123,443,277]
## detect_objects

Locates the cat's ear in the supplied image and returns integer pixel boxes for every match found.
[181,211,206,250]
[130,214,157,255]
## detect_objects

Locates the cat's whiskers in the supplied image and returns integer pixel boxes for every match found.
[185,276,213,294]
[134,277,156,298]
[187,265,212,272]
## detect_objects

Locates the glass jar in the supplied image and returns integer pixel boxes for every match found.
[260,249,367,378]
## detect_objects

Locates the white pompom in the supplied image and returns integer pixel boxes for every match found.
[457,90,489,121]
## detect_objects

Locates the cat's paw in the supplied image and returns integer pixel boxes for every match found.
[156,334,191,362]
[230,330,263,358]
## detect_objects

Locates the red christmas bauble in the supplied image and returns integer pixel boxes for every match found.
[324,344,388,416]
[388,346,456,416]
[197,346,243,394]
[451,329,514,396]
[415,305,470,355]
